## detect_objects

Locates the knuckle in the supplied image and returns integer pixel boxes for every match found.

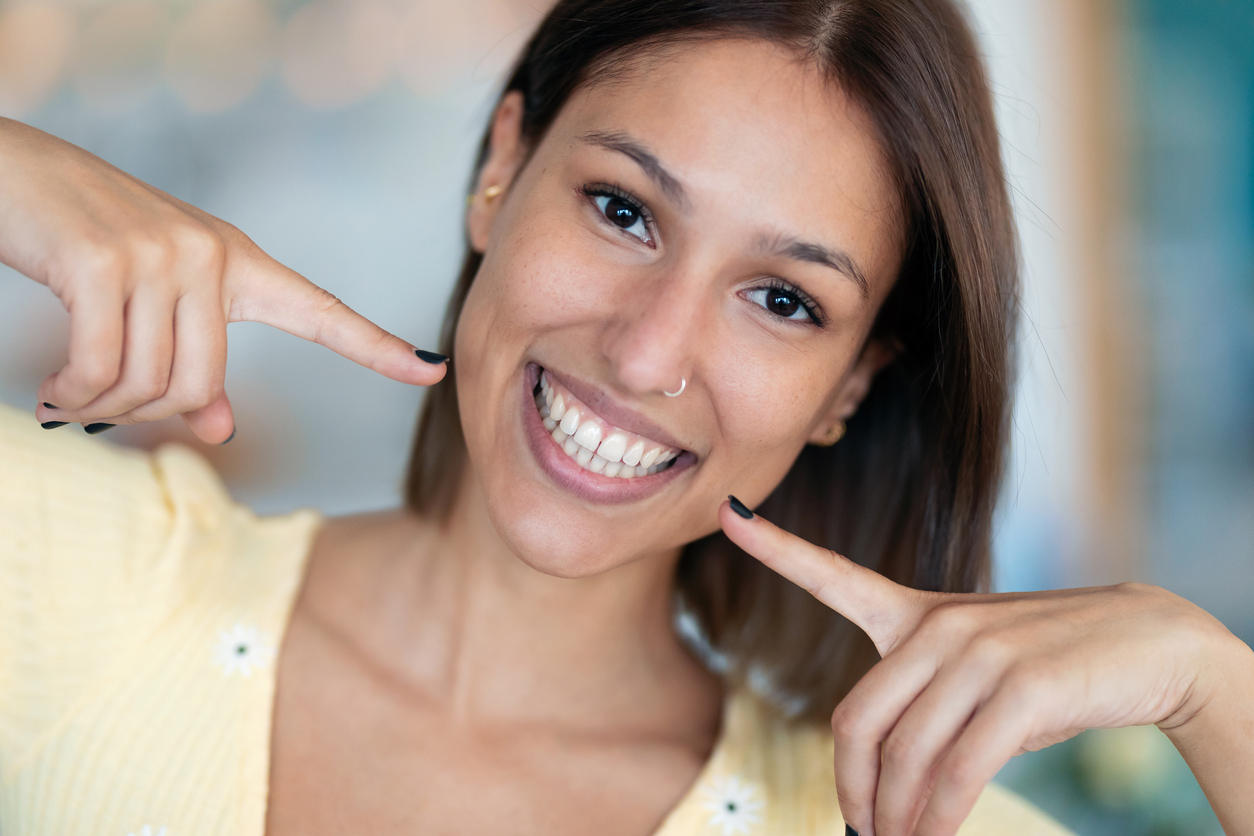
[308,288,347,341]
[311,287,345,317]
[921,600,979,638]
[71,239,129,285]
[173,222,227,272]
[830,704,862,744]
[880,731,919,768]
[944,752,981,788]
[1002,663,1053,706]
[128,230,178,270]
[1114,580,1158,599]
[132,375,170,404]
[74,360,119,393]
[966,631,1015,667]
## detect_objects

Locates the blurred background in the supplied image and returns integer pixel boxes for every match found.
[0,0,1249,832]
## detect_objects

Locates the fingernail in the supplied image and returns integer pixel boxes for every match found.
[41,421,68,430]
[221,428,236,445]
[43,402,58,409]
[84,423,115,435]
[845,825,860,836]
[728,495,754,520]
[415,349,448,364]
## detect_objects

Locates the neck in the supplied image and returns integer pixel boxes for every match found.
[361,471,721,735]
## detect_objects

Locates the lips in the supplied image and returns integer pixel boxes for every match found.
[536,370,682,478]
[520,363,694,504]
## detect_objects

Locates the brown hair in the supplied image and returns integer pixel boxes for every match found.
[405,0,1018,722]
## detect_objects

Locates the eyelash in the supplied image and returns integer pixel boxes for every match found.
[579,182,826,328]
[580,183,656,246]
[751,278,828,328]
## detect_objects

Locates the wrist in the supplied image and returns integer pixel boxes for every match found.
[1159,627,1254,747]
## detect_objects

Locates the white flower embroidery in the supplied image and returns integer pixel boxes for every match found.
[126,827,168,836]
[701,774,765,835]
[211,623,274,677]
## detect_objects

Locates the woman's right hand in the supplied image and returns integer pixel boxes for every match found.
[0,118,447,444]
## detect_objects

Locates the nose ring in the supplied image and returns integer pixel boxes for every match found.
[664,378,686,398]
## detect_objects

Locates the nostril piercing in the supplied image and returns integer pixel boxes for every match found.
[663,378,686,398]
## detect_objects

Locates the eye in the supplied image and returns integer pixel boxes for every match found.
[583,186,653,245]
[744,281,823,325]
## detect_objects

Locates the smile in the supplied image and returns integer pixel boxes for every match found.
[535,371,682,478]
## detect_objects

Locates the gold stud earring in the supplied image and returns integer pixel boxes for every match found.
[814,421,846,447]
[468,184,504,206]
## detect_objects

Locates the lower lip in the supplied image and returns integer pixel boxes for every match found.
[520,363,693,505]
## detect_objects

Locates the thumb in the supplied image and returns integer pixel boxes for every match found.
[230,252,448,387]
[719,496,922,656]
[182,391,236,445]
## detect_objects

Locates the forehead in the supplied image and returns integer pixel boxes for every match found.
[547,37,903,292]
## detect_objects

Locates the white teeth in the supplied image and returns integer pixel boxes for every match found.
[597,432,628,463]
[573,420,603,451]
[622,440,645,467]
[559,405,581,435]
[536,370,684,480]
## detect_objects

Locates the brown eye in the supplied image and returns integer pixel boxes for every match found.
[766,290,800,318]
[589,191,651,243]
[745,285,817,323]
[605,196,639,228]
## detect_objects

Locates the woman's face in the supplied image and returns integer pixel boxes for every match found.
[455,38,903,578]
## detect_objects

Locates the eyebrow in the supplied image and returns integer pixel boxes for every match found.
[580,130,869,298]
[579,130,690,210]
[757,233,870,298]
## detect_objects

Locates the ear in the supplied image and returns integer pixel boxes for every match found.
[467,91,526,254]
[807,337,898,445]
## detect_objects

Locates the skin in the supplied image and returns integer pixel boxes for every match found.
[1,36,1251,836]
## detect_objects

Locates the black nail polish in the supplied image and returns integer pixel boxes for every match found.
[221,428,236,445]
[84,423,115,435]
[415,349,448,364]
[43,403,58,410]
[728,495,754,520]
[41,421,68,430]
[845,825,860,836]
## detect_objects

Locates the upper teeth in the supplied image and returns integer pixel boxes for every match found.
[537,371,681,479]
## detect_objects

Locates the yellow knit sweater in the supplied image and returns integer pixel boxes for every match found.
[0,403,1070,836]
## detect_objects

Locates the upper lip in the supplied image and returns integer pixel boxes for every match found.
[539,365,690,453]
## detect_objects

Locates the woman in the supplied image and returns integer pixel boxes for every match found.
[0,1,1250,835]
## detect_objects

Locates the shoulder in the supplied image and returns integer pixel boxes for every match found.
[0,401,319,758]
[657,689,1073,836]
[0,400,317,607]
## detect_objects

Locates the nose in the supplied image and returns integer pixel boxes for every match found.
[599,265,709,397]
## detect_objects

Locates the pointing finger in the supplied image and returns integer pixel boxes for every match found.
[231,254,447,387]
[719,497,922,656]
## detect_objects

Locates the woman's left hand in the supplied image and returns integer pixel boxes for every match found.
[718,499,1254,836]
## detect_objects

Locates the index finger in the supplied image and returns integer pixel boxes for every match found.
[233,256,448,388]
[719,497,922,656]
